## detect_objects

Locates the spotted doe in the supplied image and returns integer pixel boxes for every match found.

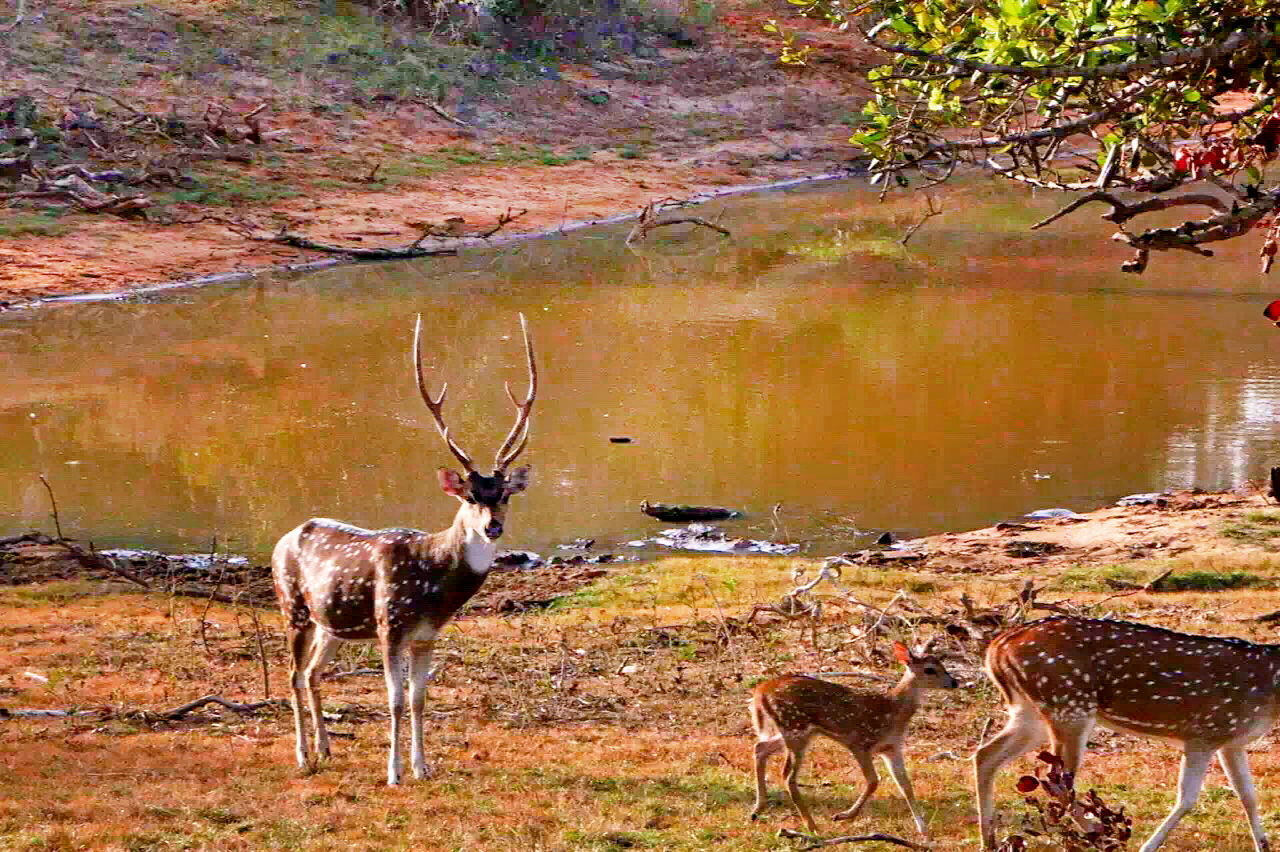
[749,640,958,835]
[272,314,536,786]
[975,616,1279,852]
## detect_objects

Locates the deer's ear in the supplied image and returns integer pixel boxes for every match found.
[505,465,531,494]
[438,468,468,497]
[892,641,911,664]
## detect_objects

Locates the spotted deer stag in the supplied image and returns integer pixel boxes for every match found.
[975,616,1279,852]
[749,640,958,836]
[273,314,536,786]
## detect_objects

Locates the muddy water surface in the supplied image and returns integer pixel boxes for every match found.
[3,180,1280,559]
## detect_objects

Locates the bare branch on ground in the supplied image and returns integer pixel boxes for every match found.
[778,827,925,849]
[626,199,731,244]
[249,230,459,260]
[159,694,288,720]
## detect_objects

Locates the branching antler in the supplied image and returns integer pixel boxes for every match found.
[413,315,476,473]
[494,313,537,471]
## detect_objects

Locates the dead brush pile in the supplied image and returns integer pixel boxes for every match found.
[0,90,278,221]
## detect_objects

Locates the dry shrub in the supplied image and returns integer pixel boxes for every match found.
[998,752,1133,851]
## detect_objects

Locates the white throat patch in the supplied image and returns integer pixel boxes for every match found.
[463,529,498,574]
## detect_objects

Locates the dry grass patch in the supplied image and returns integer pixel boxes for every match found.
[4,556,1280,850]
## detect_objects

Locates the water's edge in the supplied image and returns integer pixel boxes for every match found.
[25,171,855,312]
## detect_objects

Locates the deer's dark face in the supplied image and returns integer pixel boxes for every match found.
[439,467,531,541]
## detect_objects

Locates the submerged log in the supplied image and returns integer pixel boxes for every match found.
[639,500,743,522]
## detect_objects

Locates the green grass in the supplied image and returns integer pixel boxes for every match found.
[548,555,941,612]
[0,211,72,238]
[1158,570,1268,591]
[1054,563,1148,591]
[159,174,302,207]
[1053,562,1270,592]
[1219,511,1280,546]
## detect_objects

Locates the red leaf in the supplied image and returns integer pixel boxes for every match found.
[1264,299,1280,324]
[1016,775,1040,793]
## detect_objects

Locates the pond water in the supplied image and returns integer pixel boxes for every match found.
[4,179,1280,560]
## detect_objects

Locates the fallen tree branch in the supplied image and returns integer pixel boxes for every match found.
[627,199,732,244]
[250,230,459,260]
[159,694,287,720]
[426,100,469,128]
[474,207,528,239]
[70,85,142,116]
[1087,566,1175,609]
[778,827,925,849]
[88,547,153,590]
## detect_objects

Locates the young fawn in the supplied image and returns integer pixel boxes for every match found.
[749,641,959,835]
[976,616,1280,852]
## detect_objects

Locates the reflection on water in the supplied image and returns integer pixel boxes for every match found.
[3,180,1280,559]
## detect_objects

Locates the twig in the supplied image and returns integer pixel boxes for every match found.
[247,603,271,700]
[323,667,382,680]
[475,207,528,239]
[1087,566,1175,609]
[698,575,738,656]
[853,589,906,648]
[778,827,925,849]
[425,100,470,128]
[88,543,151,590]
[899,195,942,245]
[626,209,732,244]
[771,502,790,544]
[198,536,225,656]
[38,475,63,540]
[71,85,143,116]
[160,694,286,720]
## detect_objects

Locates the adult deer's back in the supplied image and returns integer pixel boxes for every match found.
[975,616,1280,852]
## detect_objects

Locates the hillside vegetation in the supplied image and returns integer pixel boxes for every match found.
[0,0,862,304]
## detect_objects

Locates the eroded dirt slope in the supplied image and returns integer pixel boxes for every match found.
[0,0,870,305]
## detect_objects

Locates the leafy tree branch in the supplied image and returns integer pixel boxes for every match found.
[782,0,1280,272]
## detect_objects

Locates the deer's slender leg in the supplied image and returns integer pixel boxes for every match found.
[302,629,341,761]
[751,736,784,820]
[831,747,878,824]
[407,640,436,781]
[782,738,818,834]
[1218,745,1270,852]
[286,623,315,769]
[1048,714,1095,777]
[381,636,409,786]
[880,746,927,836]
[1138,746,1213,852]
[975,704,1046,849]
